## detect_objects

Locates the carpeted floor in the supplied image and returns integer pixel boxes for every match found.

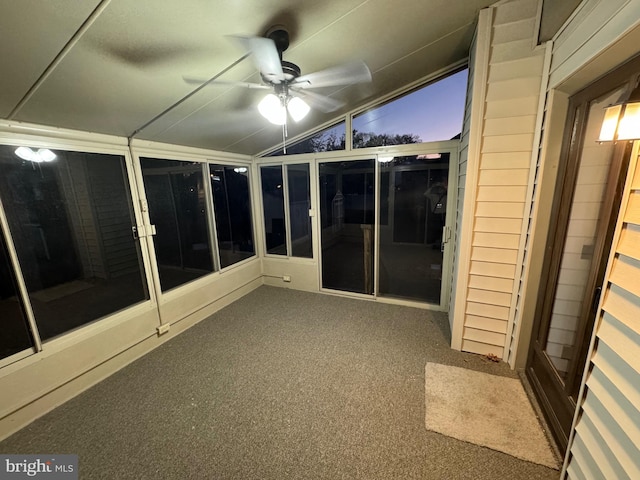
[0,286,560,479]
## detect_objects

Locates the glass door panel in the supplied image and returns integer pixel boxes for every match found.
[319,159,375,294]
[527,80,631,451]
[378,154,449,303]
[543,90,622,381]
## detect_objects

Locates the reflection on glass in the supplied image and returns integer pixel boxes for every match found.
[141,158,214,291]
[319,159,375,294]
[544,87,624,380]
[209,164,255,268]
[378,154,449,304]
[0,231,33,359]
[0,146,149,341]
[261,166,287,255]
[287,164,312,258]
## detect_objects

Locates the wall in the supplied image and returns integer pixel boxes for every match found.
[449,27,477,332]
[521,0,640,476]
[0,125,263,441]
[452,0,547,358]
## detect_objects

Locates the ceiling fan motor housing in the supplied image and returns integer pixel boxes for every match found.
[281,61,301,81]
[266,26,290,57]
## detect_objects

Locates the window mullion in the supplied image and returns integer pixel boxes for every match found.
[202,163,221,272]
[0,199,43,352]
[282,165,293,257]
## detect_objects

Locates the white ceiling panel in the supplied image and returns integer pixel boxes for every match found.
[2,0,507,154]
[0,0,103,117]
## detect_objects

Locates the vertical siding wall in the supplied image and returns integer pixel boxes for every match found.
[454,0,545,358]
[449,30,477,332]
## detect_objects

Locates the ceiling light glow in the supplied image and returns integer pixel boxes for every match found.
[287,96,310,122]
[258,94,286,125]
[15,147,56,163]
[258,93,310,125]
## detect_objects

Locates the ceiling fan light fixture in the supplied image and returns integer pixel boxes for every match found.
[258,93,286,125]
[287,96,310,122]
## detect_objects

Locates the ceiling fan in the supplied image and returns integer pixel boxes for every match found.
[185,26,372,128]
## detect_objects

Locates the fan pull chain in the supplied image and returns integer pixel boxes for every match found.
[282,121,288,154]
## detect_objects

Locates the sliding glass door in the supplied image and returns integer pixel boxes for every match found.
[319,159,375,294]
[318,152,453,306]
[378,154,450,304]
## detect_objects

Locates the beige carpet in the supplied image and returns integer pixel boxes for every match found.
[424,363,559,469]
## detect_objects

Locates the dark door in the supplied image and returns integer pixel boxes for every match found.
[527,65,639,452]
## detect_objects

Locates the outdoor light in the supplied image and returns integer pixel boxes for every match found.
[233,167,248,174]
[15,147,57,163]
[598,80,640,142]
[378,156,394,163]
[258,93,310,125]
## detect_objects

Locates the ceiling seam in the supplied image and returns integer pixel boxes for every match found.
[286,0,372,53]
[129,53,250,140]
[372,21,475,75]
[7,0,113,119]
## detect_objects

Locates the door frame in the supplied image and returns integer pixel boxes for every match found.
[313,143,458,310]
[526,59,640,452]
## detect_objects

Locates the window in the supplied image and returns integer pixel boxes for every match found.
[209,164,255,268]
[141,158,215,291]
[352,69,468,147]
[260,166,287,255]
[264,122,346,156]
[260,164,312,258]
[141,159,256,291]
[0,146,149,341]
[287,164,312,258]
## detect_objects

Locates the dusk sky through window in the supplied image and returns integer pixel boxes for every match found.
[353,68,468,142]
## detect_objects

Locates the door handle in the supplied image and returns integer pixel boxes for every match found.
[592,286,602,314]
[441,226,451,244]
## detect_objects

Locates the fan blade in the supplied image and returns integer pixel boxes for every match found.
[229,35,284,84]
[182,76,270,89]
[291,88,344,113]
[292,61,371,89]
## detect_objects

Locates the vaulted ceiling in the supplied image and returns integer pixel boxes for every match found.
[2,0,519,155]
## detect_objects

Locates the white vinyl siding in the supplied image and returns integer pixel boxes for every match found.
[549,0,640,90]
[563,149,640,479]
[449,28,477,332]
[455,0,545,359]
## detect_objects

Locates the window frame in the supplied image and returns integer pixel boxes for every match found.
[133,150,258,299]
[258,160,314,260]
[255,61,468,158]
[0,136,156,368]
